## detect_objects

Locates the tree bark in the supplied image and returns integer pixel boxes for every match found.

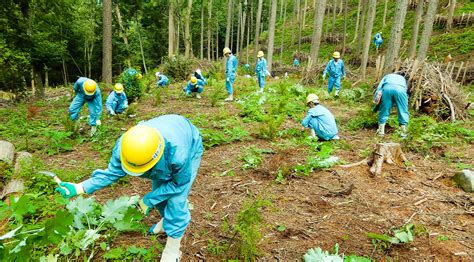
[446,0,456,31]
[302,0,308,28]
[240,0,247,59]
[356,0,367,57]
[184,0,193,58]
[216,17,219,59]
[168,1,175,56]
[342,0,348,56]
[254,0,263,57]
[200,3,204,59]
[352,0,362,42]
[417,0,439,61]
[267,0,278,73]
[361,0,377,78]
[408,0,424,59]
[102,0,112,84]
[136,19,148,74]
[384,0,409,73]
[297,0,302,53]
[115,4,131,67]
[331,0,337,35]
[382,0,389,27]
[309,0,327,65]
[280,0,287,56]
[236,2,241,55]
[247,0,253,63]
[207,0,213,60]
[225,0,233,48]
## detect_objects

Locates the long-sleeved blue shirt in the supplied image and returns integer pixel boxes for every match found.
[301,105,339,140]
[105,91,128,112]
[72,77,102,117]
[323,59,346,79]
[225,54,238,79]
[255,58,267,77]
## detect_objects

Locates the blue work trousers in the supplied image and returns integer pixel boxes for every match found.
[327,76,342,94]
[69,95,99,126]
[378,86,409,125]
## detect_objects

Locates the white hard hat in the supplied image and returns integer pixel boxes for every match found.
[155,72,161,77]
[306,94,319,104]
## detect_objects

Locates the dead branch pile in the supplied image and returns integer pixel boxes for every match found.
[399,60,470,122]
[435,13,473,28]
[272,61,301,75]
[300,64,325,85]
[293,52,310,63]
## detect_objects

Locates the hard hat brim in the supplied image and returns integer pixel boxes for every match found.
[120,132,165,176]
[333,55,340,58]
[115,89,123,93]
[84,89,96,96]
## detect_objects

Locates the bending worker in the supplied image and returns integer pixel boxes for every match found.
[106,83,128,116]
[373,32,383,51]
[302,94,339,141]
[184,76,206,99]
[373,73,409,138]
[293,56,300,67]
[69,77,102,136]
[156,72,169,87]
[223,47,238,102]
[255,51,268,93]
[323,51,346,97]
[55,114,204,262]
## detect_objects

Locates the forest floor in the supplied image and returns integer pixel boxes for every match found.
[1,75,473,261]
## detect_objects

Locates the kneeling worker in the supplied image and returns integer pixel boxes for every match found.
[106,83,128,116]
[184,76,206,99]
[302,94,340,140]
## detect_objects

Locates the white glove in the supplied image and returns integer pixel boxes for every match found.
[109,110,115,115]
[96,120,101,126]
[90,126,97,137]
[226,77,230,82]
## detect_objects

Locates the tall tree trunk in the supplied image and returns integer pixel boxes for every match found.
[280,0,287,56]
[136,20,148,74]
[352,0,362,42]
[292,0,300,47]
[236,2,241,55]
[417,0,438,61]
[115,4,131,67]
[267,0,278,73]
[216,17,219,59]
[200,3,204,59]
[240,0,247,59]
[207,0,213,60]
[184,0,193,58]
[62,58,68,86]
[446,0,456,31]
[254,0,263,57]
[356,0,367,57]
[310,0,327,65]
[176,18,180,54]
[384,0,408,73]
[331,0,337,35]
[247,0,253,63]
[408,0,424,59]
[44,65,49,88]
[297,0,302,53]
[302,0,308,28]
[361,0,377,78]
[225,0,233,48]
[342,0,347,56]
[382,0,389,27]
[168,1,175,56]
[33,66,44,98]
[102,0,112,84]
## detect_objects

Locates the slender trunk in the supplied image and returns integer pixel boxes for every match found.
[207,0,213,60]
[352,0,362,42]
[408,0,424,59]
[44,65,49,88]
[102,0,112,84]
[247,0,253,63]
[331,0,336,35]
[297,0,302,53]
[417,0,438,61]
[216,17,219,59]
[168,1,175,56]
[310,0,327,65]
[361,0,377,78]
[176,17,180,54]
[184,0,193,58]
[240,0,247,59]
[446,0,456,31]
[267,0,278,73]
[292,0,300,47]
[356,0,367,57]
[254,0,263,57]
[342,0,347,56]
[302,0,308,28]
[384,0,408,73]
[382,0,388,27]
[62,58,68,86]
[115,4,131,67]
[231,3,234,51]
[236,2,241,55]
[225,0,233,48]
[200,3,204,59]
[135,20,148,74]
[33,66,44,98]
[280,0,287,56]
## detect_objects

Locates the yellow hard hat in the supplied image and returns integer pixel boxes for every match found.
[120,125,165,176]
[223,47,231,55]
[306,93,319,104]
[333,51,341,59]
[83,79,97,96]
[257,51,264,58]
[191,76,198,84]
[114,83,124,93]
[137,73,143,79]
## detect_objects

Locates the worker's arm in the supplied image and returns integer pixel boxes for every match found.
[105,92,114,112]
[323,61,331,78]
[93,90,103,120]
[123,93,128,108]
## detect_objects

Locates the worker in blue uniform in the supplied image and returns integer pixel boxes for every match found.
[55,115,204,262]
[373,32,383,51]
[293,56,300,67]
[373,73,409,138]
[255,50,268,93]
[184,76,206,99]
[69,77,102,136]
[302,94,340,140]
[106,83,128,116]
[156,72,169,87]
[323,52,346,97]
[223,47,238,101]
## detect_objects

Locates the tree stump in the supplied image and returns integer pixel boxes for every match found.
[14,152,32,175]
[368,142,408,176]
[0,140,15,164]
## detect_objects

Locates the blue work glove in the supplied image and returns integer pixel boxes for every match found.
[138,199,152,216]
[55,182,84,199]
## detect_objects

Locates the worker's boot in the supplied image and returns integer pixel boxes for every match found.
[224,94,233,102]
[309,129,317,138]
[148,218,165,235]
[335,90,340,97]
[90,126,97,137]
[400,125,408,139]
[376,124,385,137]
[160,236,182,262]
[196,94,202,99]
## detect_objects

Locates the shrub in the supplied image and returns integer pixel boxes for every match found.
[161,55,195,81]
[116,68,144,102]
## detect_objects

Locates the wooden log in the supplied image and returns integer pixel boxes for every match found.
[368,142,408,176]
[0,141,15,165]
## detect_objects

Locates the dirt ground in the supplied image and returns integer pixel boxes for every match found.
[36,81,474,261]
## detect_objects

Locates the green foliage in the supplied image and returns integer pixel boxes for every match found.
[367,224,426,251]
[294,142,338,176]
[207,239,229,257]
[45,130,74,155]
[240,146,273,170]
[234,197,271,261]
[161,55,195,81]
[304,244,371,262]
[117,68,144,102]
[256,114,284,140]
[346,108,379,131]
